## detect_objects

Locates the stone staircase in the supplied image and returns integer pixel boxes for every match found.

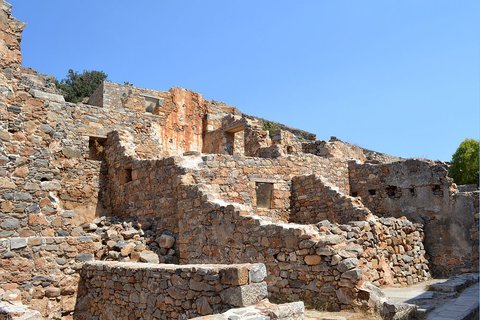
[382,273,479,320]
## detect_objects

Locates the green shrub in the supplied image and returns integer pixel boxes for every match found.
[448,138,479,185]
[55,69,107,103]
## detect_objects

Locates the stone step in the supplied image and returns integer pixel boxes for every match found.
[428,273,479,294]
[425,283,479,320]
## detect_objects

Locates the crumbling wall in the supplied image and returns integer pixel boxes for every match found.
[177,193,365,311]
[302,139,367,162]
[188,154,350,222]
[0,71,177,238]
[0,216,178,319]
[290,174,372,224]
[103,130,185,234]
[74,261,269,320]
[102,136,366,310]
[349,159,478,276]
[0,0,24,68]
[289,175,430,287]
[89,82,209,156]
[302,138,401,164]
[0,235,101,318]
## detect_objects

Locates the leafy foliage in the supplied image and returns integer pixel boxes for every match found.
[262,121,279,135]
[55,69,107,103]
[448,138,479,185]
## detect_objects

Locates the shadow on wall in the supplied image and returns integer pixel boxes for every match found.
[88,136,110,218]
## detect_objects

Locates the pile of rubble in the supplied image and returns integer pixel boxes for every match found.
[85,217,177,264]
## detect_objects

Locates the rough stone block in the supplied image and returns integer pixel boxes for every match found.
[158,234,175,249]
[220,266,249,286]
[248,264,267,283]
[139,250,159,263]
[30,89,65,103]
[9,238,27,250]
[220,282,267,307]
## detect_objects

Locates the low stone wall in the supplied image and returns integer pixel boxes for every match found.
[178,193,365,310]
[0,235,101,319]
[0,216,178,319]
[74,261,268,320]
[317,216,430,287]
[290,174,372,224]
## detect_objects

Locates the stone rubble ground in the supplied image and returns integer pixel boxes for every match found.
[382,273,479,320]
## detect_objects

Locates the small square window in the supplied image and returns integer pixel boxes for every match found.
[89,136,107,161]
[256,182,273,209]
[121,168,133,184]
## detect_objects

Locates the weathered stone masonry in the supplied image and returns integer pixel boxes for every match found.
[75,261,269,320]
[0,0,478,318]
[349,159,479,276]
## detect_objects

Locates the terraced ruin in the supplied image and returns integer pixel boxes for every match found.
[0,1,478,319]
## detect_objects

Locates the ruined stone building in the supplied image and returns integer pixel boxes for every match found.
[0,1,478,319]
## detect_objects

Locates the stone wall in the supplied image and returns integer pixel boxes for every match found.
[0,0,24,68]
[290,175,430,286]
[349,159,478,276]
[290,174,372,224]
[104,133,431,309]
[302,139,367,162]
[302,138,402,164]
[75,261,268,320]
[0,216,180,319]
[0,235,101,318]
[177,191,365,310]
[317,216,430,287]
[188,154,351,221]
[0,71,164,238]
[99,134,363,310]
[103,130,185,234]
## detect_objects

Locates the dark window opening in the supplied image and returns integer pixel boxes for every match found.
[225,131,235,155]
[385,186,402,198]
[225,130,245,156]
[432,185,443,197]
[409,186,416,197]
[351,191,358,197]
[89,137,107,161]
[286,146,294,154]
[40,177,50,182]
[121,168,133,184]
[144,96,160,114]
[368,189,376,196]
[256,182,273,209]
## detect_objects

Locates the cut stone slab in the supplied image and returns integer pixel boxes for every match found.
[426,283,479,320]
[30,89,65,103]
[428,273,479,293]
[220,282,267,307]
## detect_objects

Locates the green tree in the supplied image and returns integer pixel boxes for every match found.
[55,69,107,103]
[448,138,479,185]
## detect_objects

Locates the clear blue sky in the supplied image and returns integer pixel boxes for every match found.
[9,0,480,161]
